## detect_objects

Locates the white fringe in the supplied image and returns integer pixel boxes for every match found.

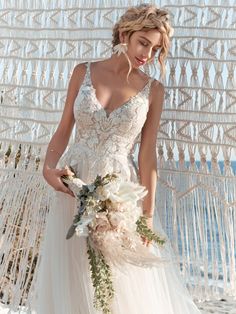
[155,145,236,299]
[0,169,51,310]
[1,0,236,309]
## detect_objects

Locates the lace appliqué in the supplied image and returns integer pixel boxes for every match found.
[60,62,154,183]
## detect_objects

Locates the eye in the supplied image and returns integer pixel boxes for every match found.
[139,41,148,47]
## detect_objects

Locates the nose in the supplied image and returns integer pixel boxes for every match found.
[142,47,152,60]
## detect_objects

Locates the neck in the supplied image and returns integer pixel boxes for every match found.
[105,53,134,76]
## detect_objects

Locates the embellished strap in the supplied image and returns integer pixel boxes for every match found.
[147,77,155,89]
[81,61,91,87]
[143,77,155,99]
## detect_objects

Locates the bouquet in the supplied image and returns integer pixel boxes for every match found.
[62,168,165,314]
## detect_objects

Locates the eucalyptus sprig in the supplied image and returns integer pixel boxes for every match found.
[93,173,119,187]
[87,239,114,314]
[61,169,166,314]
[136,216,166,246]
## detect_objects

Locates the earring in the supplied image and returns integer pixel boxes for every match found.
[113,43,128,56]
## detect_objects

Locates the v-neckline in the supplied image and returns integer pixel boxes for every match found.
[88,62,151,119]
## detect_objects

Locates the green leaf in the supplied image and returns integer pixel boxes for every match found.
[66,224,76,240]
[136,216,166,245]
[87,239,114,314]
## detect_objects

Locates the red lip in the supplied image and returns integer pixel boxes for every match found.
[135,57,146,64]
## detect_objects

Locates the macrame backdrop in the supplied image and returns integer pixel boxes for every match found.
[0,0,235,310]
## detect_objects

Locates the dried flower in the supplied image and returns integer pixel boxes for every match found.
[61,170,166,314]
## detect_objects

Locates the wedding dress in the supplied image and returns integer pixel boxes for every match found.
[1,61,201,314]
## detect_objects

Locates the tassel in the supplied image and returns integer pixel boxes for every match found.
[0,170,51,310]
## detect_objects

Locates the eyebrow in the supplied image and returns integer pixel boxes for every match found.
[139,36,161,48]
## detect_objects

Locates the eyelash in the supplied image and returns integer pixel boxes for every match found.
[140,41,148,47]
[140,41,159,52]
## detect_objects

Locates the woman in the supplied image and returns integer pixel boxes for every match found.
[28,4,201,314]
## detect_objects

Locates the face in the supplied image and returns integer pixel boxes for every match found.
[122,29,162,68]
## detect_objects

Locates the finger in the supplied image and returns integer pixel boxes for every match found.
[141,236,146,244]
[62,188,75,197]
[142,237,148,246]
[66,189,75,197]
[56,182,75,197]
[64,165,75,174]
[59,168,74,176]
[143,238,151,247]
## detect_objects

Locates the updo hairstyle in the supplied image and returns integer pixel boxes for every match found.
[112,4,173,77]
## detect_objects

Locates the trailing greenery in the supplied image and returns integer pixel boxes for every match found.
[87,239,114,314]
[62,171,166,313]
[136,216,166,246]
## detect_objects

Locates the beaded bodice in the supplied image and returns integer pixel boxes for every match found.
[60,62,154,183]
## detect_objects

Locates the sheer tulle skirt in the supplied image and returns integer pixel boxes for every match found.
[26,191,201,314]
[0,151,201,314]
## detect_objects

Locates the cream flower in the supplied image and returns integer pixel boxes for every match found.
[97,179,148,204]
[90,212,111,233]
[108,211,127,230]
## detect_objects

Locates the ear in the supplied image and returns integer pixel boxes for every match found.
[119,31,128,44]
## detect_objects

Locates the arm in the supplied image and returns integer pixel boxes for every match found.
[43,63,87,195]
[138,80,164,219]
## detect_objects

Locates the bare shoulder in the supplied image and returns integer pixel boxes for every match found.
[138,69,164,95]
[61,62,88,114]
[150,79,165,99]
[149,78,165,110]
[62,62,88,104]
[73,62,87,73]
[71,62,88,88]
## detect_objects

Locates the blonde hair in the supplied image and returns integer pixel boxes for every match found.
[112,4,173,78]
